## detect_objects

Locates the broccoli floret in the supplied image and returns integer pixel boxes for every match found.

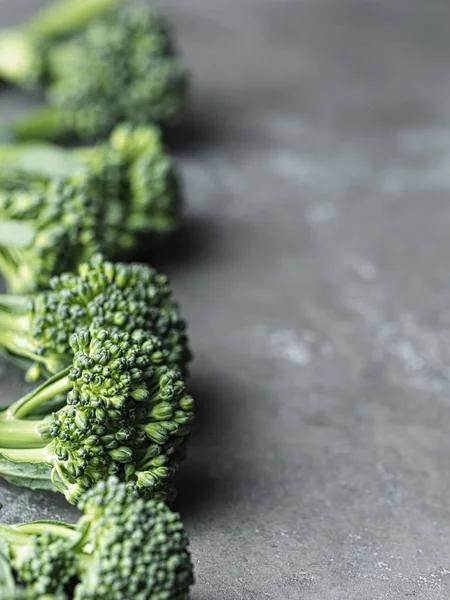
[0,123,183,293]
[0,254,191,380]
[0,0,123,89]
[0,477,194,599]
[0,1,188,142]
[0,176,107,294]
[7,530,76,597]
[0,329,194,504]
[76,123,182,235]
[0,541,71,600]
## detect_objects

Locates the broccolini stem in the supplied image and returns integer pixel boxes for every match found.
[0,418,45,449]
[0,446,50,463]
[0,312,31,335]
[0,251,19,291]
[0,295,31,313]
[76,552,94,572]
[9,106,68,142]
[0,522,32,547]
[22,0,123,39]
[3,368,72,419]
[0,248,36,294]
[0,331,43,367]
[14,520,78,541]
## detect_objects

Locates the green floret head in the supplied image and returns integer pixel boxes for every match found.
[46,328,194,504]
[75,476,194,600]
[70,144,134,253]
[48,4,189,138]
[30,254,191,377]
[0,175,106,294]
[11,533,76,598]
[75,122,183,237]
[110,123,182,233]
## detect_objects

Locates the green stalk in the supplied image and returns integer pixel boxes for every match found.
[77,551,94,572]
[1,367,71,420]
[0,418,44,449]
[0,331,43,368]
[0,251,19,291]
[14,520,78,541]
[0,446,50,463]
[0,523,32,547]
[0,295,31,312]
[23,0,123,39]
[8,106,68,143]
[0,248,36,295]
[0,311,31,334]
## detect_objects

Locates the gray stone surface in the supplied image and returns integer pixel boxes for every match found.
[2,0,450,598]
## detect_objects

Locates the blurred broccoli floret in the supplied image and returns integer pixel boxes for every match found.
[0,547,69,599]
[0,254,191,381]
[78,122,183,235]
[0,0,189,141]
[0,122,183,293]
[0,0,122,89]
[0,174,107,294]
[0,477,194,599]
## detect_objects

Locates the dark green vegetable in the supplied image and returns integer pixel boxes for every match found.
[0,123,182,293]
[0,254,191,381]
[0,0,188,142]
[0,329,194,504]
[0,477,194,599]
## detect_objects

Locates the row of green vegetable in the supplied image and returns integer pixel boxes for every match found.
[0,0,197,597]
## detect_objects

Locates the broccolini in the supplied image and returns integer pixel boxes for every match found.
[0,328,194,504]
[0,0,188,141]
[0,477,194,599]
[0,123,182,293]
[0,254,191,381]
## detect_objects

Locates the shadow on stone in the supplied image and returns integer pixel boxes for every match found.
[164,113,217,153]
[134,214,221,272]
[173,369,243,519]
[163,93,226,153]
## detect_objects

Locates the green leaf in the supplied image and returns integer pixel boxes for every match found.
[0,220,35,249]
[0,452,55,491]
[2,146,80,178]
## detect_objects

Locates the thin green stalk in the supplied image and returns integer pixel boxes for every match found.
[77,552,94,571]
[23,0,123,39]
[0,418,45,449]
[14,520,78,541]
[3,368,71,419]
[0,295,31,312]
[0,251,18,290]
[0,312,31,334]
[9,106,68,143]
[0,331,43,368]
[0,446,50,463]
[0,523,31,546]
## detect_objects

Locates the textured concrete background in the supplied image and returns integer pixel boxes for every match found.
[1,1,450,598]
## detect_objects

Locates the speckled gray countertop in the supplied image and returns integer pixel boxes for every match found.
[2,1,450,598]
